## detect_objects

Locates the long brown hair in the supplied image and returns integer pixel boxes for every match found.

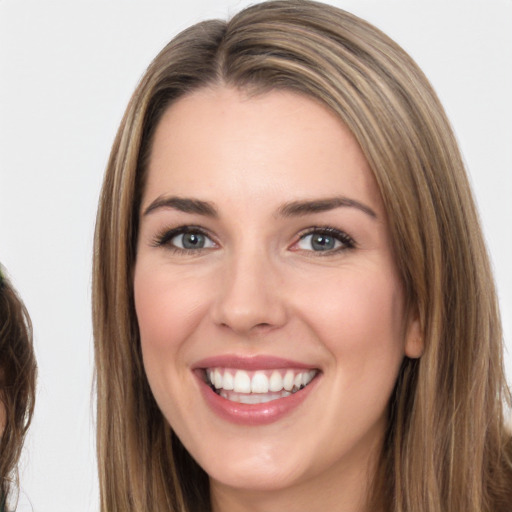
[0,266,37,509]
[93,1,512,510]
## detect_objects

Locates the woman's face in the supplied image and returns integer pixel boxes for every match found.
[134,87,421,499]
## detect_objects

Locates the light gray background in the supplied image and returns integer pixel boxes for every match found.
[1,1,510,510]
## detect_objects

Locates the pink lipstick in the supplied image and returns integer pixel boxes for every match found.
[193,355,320,425]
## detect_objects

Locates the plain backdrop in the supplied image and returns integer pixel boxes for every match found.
[0,1,511,510]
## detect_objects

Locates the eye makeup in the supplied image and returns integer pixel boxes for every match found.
[292,226,356,255]
[150,223,356,258]
[151,225,217,254]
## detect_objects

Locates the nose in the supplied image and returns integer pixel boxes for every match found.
[211,247,288,336]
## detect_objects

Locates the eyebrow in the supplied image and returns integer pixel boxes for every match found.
[143,196,218,217]
[278,197,377,219]
[143,195,377,220]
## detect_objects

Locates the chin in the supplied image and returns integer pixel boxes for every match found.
[205,457,306,493]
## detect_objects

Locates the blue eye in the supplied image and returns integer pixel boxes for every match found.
[154,227,216,252]
[171,232,214,250]
[296,228,354,252]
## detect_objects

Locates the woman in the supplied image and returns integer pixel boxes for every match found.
[0,266,37,510]
[92,1,512,510]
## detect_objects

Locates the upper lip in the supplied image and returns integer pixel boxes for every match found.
[193,355,318,371]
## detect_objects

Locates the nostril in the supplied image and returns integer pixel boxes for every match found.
[250,322,277,335]
[219,321,273,333]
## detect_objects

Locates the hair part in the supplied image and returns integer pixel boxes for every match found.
[93,1,512,510]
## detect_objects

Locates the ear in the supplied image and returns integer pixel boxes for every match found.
[404,311,424,359]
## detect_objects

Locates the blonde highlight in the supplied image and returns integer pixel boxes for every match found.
[93,1,512,510]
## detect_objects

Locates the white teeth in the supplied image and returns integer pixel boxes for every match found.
[222,371,234,391]
[269,370,284,392]
[233,370,251,393]
[251,372,269,393]
[283,370,294,391]
[239,393,262,405]
[213,368,223,389]
[220,390,292,404]
[302,370,315,387]
[206,367,318,398]
[239,392,273,404]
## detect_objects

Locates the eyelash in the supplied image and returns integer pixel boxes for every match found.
[151,226,216,254]
[294,226,356,254]
[151,225,356,255]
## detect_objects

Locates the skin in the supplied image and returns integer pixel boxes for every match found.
[134,87,422,512]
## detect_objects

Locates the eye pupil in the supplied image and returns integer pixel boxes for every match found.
[182,233,204,249]
[311,234,335,251]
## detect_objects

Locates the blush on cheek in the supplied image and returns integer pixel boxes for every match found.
[303,272,407,387]
[134,268,210,352]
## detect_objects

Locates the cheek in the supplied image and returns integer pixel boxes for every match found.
[295,267,406,443]
[134,265,208,350]
[133,263,215,420]
[298,266,406,372]
[133,264,214,402]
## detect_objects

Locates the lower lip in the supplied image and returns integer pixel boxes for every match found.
[196,372,319,425]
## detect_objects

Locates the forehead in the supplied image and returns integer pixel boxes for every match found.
[144,86,383,214]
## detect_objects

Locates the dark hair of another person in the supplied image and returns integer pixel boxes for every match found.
[0,266,37,509]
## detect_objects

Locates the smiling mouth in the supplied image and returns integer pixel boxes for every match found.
[204,368,319,404]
